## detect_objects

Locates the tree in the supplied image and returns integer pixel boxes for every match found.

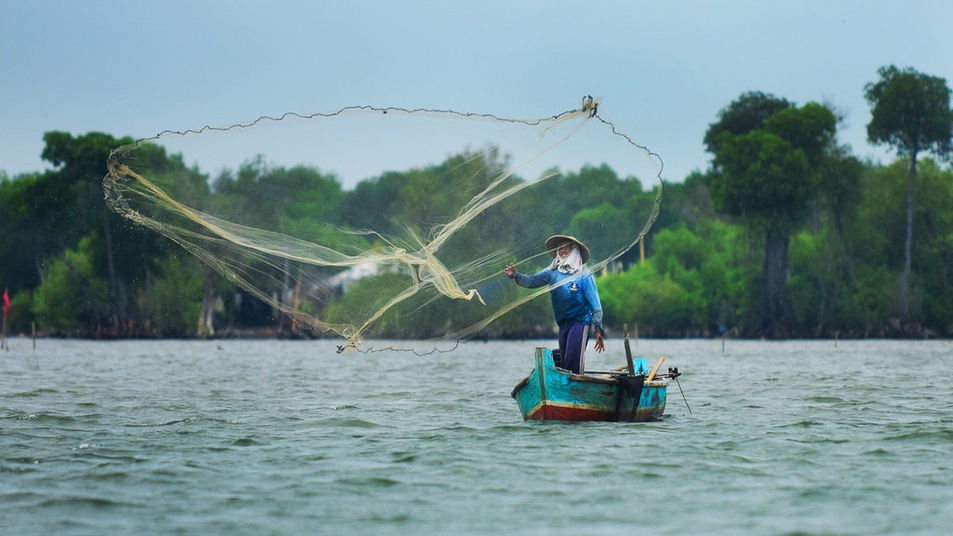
[567,202,627,264]
[703,91,792,155]
[864,65,953,322]
[37,131,139,329]
[819,146,864,237]
[706,93,837,335]
[29,132,214,335]
[0,172,50,293]
[341,171,408,236]
[32,236,111,335]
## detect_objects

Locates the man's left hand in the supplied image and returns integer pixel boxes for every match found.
[594,332,605,352]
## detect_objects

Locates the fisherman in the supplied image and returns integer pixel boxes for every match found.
[504,235,605,374]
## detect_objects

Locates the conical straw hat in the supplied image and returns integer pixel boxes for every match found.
[544,234,590,264]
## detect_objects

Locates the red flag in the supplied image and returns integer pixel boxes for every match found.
[3,289,9,317]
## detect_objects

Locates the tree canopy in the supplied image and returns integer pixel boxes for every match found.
[2,71,952,339]
[865,65,953,159]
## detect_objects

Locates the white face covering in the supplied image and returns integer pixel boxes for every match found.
[549,244,584,274]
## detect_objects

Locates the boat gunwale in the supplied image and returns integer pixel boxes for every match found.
[566,372,618,385]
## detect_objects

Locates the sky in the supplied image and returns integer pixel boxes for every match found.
[3,0,952,189]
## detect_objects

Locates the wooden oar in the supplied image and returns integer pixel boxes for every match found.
[623,323,635,375]
[646,357,665,382]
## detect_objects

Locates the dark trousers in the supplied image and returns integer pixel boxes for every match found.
[558,321,589,374]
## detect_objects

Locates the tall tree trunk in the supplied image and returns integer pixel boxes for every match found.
[761,228,790,336]
[898,152,917,322]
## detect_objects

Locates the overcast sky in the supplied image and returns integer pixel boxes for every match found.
[3,0,952,188]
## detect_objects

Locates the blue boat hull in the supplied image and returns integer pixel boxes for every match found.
[511,347,667,422]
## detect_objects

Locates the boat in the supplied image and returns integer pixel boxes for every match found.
[510,333,681,422]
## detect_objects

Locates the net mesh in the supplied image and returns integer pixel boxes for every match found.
[103,97,662,353]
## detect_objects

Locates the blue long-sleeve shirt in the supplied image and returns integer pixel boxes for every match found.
[511,267,604,333]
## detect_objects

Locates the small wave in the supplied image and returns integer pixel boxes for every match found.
[7,412,82,423]
[2,387,58,398]
[2,458,41,472]
[885,428,953,442]
[124,417,195,428]
[335,476,400,487]
[860,447,895,456]
[316,416,384,429]
[486,424,532,433]
[806,395,847,404]
[391,451,417,463]
[37,495,130,508]
[778,419,825,428]
[789,436,849,445]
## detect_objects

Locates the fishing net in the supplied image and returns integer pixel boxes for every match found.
[104,98,662,353]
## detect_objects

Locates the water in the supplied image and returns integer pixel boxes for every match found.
[2,338,952,535]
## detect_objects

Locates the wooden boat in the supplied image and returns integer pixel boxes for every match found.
[510,341,679,422]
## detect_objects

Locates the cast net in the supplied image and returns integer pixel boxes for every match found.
[104,97,662,353]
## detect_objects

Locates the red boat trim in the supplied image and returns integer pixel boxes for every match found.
[525,400,615,421]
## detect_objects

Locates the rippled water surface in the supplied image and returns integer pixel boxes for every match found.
[2,338,952,535]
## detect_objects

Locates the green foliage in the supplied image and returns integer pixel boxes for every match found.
[544,164,632,229]
[788,229,864,334]
[599,262,695,335]
[865,65,953,158]
[819,146,864,235]
[340,171,407,235]
[38,132,134,249]
[0,172,50,292]
[322,269,555,340]
[5,94,953,339]
[212,157,343,233]
[491,292,554,338]
[32,236,110,335]
[907,160,953,330]
[137,254,206,336]
[765,102,837,167]
[3,290,35,335]
[323,272,415,338]
[568,202,626,257]
[864,65,952,321]
[710,101,836,234]
[598,220,756,335]
[703,91,792,154]
[712,130,815,233]
[706,94,838,334]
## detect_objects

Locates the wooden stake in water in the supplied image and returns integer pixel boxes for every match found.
[2,297,7,352]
